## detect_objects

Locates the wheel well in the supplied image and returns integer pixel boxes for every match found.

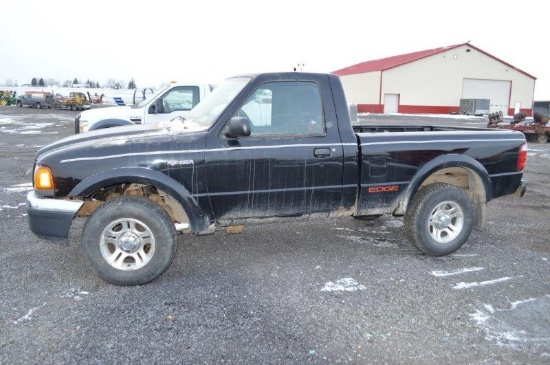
[409,167,487,230]
[77,183,189,225]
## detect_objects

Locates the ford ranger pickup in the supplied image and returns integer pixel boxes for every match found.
[26,72,528,285]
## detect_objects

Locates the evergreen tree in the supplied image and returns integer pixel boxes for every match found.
[38,78,45,86]
[95,81,100,88]
[73,78,79,85]
[128,78,136,89]
[31,78,38,86]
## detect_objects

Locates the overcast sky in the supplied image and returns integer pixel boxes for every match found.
[1,0,548,99]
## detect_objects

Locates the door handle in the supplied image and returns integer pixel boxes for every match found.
[314,148,331,158]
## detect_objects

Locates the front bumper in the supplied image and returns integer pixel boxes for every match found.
[26,191,84,238]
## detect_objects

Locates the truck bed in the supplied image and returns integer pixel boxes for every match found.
[353,124,526,216]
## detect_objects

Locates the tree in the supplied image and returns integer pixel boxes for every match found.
[62,80,72,87]
[128,78,136,89]
[95,81,100,88]
[73,78,79,85]
[38,78,45,87]
[4,79,14,87]
[31,78,38,86]
[46,79,59,87]
[105,78,117,89]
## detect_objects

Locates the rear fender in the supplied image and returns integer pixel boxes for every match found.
[395,154,492,228]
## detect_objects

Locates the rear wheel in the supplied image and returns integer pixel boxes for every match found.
[405,183,474,256]
[36,102,41,109]
[81,196,177,286]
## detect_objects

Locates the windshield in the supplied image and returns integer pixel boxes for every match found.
[182,77,251,129]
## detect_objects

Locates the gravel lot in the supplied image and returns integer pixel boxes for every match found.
[1,107,549,364]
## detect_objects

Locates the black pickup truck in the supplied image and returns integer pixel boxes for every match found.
[26,72,528,286]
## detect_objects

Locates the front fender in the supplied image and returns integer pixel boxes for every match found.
[396,154,492,215]
[68,167,209,232]
[89,118,134,131]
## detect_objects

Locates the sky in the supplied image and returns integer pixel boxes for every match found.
[1,0,548,99]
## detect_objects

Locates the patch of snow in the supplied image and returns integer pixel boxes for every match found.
[454,277,512,289]
[321,278,366,292]
[431,267,484,277]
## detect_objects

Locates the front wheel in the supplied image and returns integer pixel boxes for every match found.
[81,196,177,285]
[405,183,474,256]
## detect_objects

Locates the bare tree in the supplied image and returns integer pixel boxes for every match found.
[4,79,14,87]
[45,79,59,87]
[105,78,117,89]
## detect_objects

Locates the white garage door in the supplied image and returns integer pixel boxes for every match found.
[384,94,399,113]
[462,79,510,114]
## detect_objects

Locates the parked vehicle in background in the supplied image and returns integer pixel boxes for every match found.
[27,71,528,286]
[16,91,54,109]
[0,90,17,106]
[53,92,91,111]
[488,111,550,143]
[74,82,215,133]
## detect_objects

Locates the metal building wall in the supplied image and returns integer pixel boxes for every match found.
[339,44,535,115]
[338,72,381,113]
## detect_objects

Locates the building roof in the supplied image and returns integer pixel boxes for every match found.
[332,43,536,80]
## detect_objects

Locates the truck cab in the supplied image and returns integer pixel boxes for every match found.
[75,82,215,133]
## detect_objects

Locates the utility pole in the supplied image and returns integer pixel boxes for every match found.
[293,63,305,72]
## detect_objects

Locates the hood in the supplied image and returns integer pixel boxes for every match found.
[35,119,207,161]
[79,105,136,122]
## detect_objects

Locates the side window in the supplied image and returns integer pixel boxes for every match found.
[238,81,324,137]
[161,86,200,113]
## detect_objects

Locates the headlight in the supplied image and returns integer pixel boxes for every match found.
[79,120,90,133]
[34,165,54,190]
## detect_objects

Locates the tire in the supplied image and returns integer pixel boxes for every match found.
[405,183,474,256]
[81,196,177,286]
[536,133,548,144]
[525,133,537,142]
[36,102,41,109]
[17,101,22,107]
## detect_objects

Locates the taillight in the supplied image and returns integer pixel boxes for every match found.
[517,143,527,171]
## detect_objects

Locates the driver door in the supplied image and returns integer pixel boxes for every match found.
[205,79,344,220]
[147,86,201,124]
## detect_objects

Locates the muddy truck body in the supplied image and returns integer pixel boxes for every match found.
[26,72,528,285]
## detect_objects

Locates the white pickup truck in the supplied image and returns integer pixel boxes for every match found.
[74,82,215,133]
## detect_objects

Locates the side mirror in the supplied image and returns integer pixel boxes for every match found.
[224,116,251,139]
[149,98,164,114]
